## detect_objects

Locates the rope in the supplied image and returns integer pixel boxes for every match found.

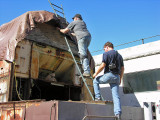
[13,61,23,101]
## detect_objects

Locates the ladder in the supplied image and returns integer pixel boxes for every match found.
[48,0,67,23]
[48,0,104,101]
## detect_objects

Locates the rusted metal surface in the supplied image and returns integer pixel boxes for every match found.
[31,42,81,86]
[14,40,81,86]
[0,100,45,120]
[15,40,31,78]
[30,44,39,79]
[0,100,145,120]
[22,101,58,120]
[0,61,11,102]
[0,100,111,120]
[0,105,24,120]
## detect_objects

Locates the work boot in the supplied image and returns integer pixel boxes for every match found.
[115,114,121,120]
[94,98,102,101]
[83,72,90,77]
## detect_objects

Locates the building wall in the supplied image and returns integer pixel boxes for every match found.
[93,40,160,119]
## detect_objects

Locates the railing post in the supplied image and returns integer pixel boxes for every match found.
[142,39,144,44]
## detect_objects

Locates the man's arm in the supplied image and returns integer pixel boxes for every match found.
[59,28,70,34]
[71,33,76,36]
[57,21,74,34]
[120,66,124,84]
[93,62,106,78]
[57,27,75,36]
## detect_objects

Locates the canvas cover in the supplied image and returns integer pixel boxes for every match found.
[0,11,60,61]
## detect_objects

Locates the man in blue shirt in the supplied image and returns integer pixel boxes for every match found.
[58,14,91,77]
[93,42,124,120]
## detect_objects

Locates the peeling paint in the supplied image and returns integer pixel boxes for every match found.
[0,61,11,102]
[0,100,44,120]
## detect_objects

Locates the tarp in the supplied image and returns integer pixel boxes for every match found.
[0,11,59,62]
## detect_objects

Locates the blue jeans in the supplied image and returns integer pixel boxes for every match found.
[78,36,91,73]
[93,72,121,115]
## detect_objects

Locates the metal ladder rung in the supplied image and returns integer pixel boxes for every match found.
[48,0,67,23]
[55,9,64,15]
[51,3,63,10]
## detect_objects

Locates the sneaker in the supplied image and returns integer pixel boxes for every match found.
[115,114,121,120]
[83,72,90,77]
[95,98,102,101]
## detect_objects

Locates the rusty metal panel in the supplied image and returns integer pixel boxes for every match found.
[22,101,58,120]
[0,105,24,120]
[32,43,75,70]
[31,45,39,79]
[31,43,63,79]
[15,40,31,78]
[0,60,11,102]
[0,100,44,120]
[0,100,115,120]
[31,43,81,85]
[14,40,81,86]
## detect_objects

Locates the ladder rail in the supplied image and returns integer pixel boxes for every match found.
[48,0,58,17]
[48,0,67,23]
[61,4,67,24]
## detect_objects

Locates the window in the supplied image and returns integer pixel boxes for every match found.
[123,68,160,94]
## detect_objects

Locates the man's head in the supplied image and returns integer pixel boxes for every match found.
[72,14,83,20]
[103,42,114,52]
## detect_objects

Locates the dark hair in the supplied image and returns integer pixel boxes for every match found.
[72,14,83,20]
[104,42,114,48]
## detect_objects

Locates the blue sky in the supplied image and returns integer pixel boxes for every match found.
[0,0,160,55]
